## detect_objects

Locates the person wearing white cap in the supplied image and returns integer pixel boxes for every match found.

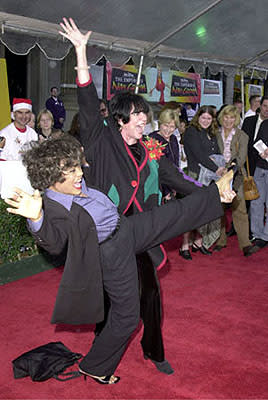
[0,98,38,161]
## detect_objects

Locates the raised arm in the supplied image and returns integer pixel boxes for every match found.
[59,18,105,153]
[59,18,91,84]
[5,188,68,254]
[5,187,42,221]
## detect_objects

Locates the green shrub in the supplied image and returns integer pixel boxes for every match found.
[0,199,38,264]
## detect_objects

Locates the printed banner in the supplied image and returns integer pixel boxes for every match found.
[200,79,223,109]
[107,63,201,104]
[169,71,201,102]
[107,63,147,99]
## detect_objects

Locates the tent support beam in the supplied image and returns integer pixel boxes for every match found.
[135,55,144,94]
[243,48,268,68]
[240,66,245,119]
[144,0,225,56]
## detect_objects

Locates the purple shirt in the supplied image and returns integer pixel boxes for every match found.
[28,180,119,243]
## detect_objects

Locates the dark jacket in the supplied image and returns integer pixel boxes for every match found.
[78,81,202,267]
[31,195,104,325]
[45,97,66,129]
[254,119,268,170]
[149,131,180,168]
[184,125,220,176]
[241,115,258,175]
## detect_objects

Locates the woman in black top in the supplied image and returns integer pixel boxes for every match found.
[181,106,226,259]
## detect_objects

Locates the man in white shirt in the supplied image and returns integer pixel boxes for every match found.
[244,95,261,120]
[0,98,38,161]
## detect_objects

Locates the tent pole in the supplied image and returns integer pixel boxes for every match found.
[144,0,224,55]
[135,55,144,94]
[240,66,245,119]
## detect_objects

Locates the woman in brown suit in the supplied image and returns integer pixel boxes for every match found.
[215,105,258,257]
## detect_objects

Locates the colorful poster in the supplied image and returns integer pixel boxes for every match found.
[107,64,201,104]
[0,58,11,130]
[169,71,201,102]
[106,63,147,100]
[200,79,223,109]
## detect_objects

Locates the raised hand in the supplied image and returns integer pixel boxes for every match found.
[59,17,92,48]
[5,188,43,221]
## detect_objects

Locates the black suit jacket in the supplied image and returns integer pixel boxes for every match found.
[31,195,104,325]
[241,115,258,175]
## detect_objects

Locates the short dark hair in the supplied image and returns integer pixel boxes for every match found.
[109,91,149,127]
[50,86,58,92]
[249,94,260,105]
[22,134,83,191]
[260,95,268,105]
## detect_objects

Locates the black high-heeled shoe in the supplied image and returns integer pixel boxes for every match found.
[78,367,120,384]
[192,243,212,255]
[179,248,192,260]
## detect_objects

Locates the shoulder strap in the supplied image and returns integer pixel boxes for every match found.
[53,370,82,381]
[245,156,250,177]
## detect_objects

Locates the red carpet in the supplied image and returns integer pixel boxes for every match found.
[1,235,268,399]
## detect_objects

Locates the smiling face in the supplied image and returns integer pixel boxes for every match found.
[49,165,83,196]
[14,109,31,129]
[159,120,176,141]
[198,112,213,130]
[120,107,147,145]
[222,114,236,131]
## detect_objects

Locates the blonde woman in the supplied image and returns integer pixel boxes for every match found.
[36,109,57,142]
[215,105,258,257]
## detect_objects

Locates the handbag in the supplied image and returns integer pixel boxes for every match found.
[12,341,83,382]
[243,157,260,201]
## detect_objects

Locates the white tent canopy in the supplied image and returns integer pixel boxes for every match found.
[0,0,268,77]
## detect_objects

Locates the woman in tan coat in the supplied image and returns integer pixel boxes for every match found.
[215,105,258,257]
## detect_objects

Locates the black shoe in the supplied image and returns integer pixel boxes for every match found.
[243,245,260,257]
[253,239,268,249]
[213,245,226,252]
[192,243,212,255]
[144,355,174,375]
[226,225,236,237]
[179,248,192,260]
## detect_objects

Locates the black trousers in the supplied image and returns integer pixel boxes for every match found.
[79,184,222,376]
[137,252,164,362]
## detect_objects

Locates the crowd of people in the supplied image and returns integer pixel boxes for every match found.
[1,18,268,385]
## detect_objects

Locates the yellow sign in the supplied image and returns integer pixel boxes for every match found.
[0,58,11,130]
[245,84,263,112]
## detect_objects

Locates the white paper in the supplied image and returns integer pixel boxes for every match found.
[253,139,268,161]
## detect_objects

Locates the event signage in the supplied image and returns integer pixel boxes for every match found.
[200,79,223,109]
[170,71,200,102]
[107,64,201,103]
[107,64,147,99]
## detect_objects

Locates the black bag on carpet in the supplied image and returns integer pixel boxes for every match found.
[12,341,83,382]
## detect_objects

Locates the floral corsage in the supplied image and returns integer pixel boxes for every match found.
[143,136,167,161]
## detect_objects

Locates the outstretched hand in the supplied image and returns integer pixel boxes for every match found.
[5,188,43,221]
[59,17,92,48]
[215,170,236,203]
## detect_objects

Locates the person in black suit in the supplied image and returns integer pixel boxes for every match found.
[241,96,268,176]
[5,135,235,384]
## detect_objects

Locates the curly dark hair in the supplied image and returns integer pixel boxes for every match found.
[22,134,83,191]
